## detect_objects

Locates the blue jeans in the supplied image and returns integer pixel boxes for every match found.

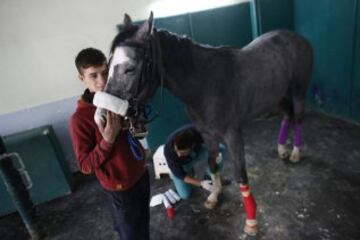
[170,145,226,199]
[103,170,150,240]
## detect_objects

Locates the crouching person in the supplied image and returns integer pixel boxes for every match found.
[164,124,226,208]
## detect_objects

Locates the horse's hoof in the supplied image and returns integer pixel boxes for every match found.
[204,200,217,209]
[244,223,258,236]
[289,146,300,162]
[277,144,289,159]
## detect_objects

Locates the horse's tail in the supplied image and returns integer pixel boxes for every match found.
[290,35,313,122]
[279,93,295,121]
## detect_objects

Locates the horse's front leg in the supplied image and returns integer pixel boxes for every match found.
[201,135,222,209]
[204,151,222,209]
[224,129,258,236]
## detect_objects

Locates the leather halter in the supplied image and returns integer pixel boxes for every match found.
[114,29,165,127]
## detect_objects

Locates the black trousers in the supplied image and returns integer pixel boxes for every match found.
[103,170,150,240]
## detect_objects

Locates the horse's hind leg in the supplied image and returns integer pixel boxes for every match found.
[224,129,258,236]
[289,41,312,162]
[290,96,305,162]
[277,97,293,159]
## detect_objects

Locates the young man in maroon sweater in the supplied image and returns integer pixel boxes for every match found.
[69,48,150,240]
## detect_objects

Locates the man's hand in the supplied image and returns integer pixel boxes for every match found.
[200,180,213,192]
[97,111,123,144]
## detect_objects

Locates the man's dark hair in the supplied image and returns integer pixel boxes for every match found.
[75,48,106,74]
[174,130,196,150]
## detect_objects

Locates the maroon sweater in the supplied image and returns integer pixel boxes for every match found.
[69,99,145,191]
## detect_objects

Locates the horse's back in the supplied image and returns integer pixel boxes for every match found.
[231,30,313,119]
[243,30,313,78]
[245,30,312,54]
[241,30,312,90]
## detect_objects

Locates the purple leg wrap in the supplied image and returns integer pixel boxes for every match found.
[293,123,303,147]
[277,118,290,145]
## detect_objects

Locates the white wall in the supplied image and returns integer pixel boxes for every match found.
[0,0,245,115]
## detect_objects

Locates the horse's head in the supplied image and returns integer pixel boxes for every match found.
[94,12,160,137]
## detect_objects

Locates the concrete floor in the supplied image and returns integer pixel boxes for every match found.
[1,110,360,240]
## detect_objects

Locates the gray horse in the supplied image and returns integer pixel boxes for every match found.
[95,13,313,236]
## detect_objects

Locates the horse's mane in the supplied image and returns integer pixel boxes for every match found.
[157,30,193,45]
[109,25,140,54]
[109,25,235,67]
[158,29,237,52]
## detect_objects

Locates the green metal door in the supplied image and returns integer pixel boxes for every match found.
[294,0,357,119]
[0,126,73,216]
[351,0,360,122]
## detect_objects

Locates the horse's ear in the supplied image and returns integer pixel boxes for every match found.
[134,12,154,42]
[123,13,133,27]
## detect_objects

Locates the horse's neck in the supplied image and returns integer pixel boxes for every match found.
[156,30,216,105]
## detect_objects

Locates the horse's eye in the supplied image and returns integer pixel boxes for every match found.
[125,67,135,74]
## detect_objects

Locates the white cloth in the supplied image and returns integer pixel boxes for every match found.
[149,189,181,207]
[150,194,164,207]
[93,91,129,116]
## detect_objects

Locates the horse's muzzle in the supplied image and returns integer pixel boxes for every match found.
[93,92,148,139]
[93,91,129,125]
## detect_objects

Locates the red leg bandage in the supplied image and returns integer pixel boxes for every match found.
[240,185,257,220]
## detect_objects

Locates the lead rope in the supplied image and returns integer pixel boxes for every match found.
[127,120,144,161]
